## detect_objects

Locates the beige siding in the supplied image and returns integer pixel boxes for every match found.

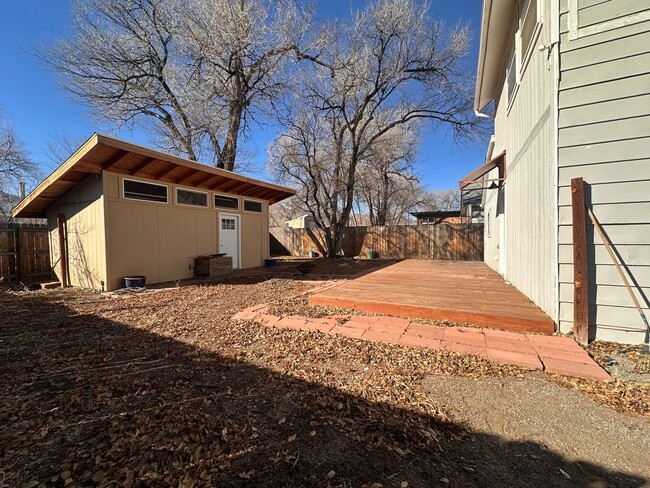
[103,172,268,290]
[483,0,558,321]
[47,175,107,290]
[558,1,650,342]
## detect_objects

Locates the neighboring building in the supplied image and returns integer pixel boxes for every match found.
[286,214,317,229]
[410,210,466,225]
[466,0,650,343]
[12,134,295,291]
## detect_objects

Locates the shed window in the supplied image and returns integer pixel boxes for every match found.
[123,179,168,203]
[177,188,208,207]
[244,200,262,213]
[215,195,239,209]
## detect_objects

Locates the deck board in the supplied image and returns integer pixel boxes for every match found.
[309,260,555,334]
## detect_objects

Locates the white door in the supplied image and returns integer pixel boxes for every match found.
[219,214,240,269]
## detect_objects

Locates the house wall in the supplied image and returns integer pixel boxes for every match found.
[483,0,558,320]
[557,0,650,343]
[46,175,107,290]
[103,171,269,291]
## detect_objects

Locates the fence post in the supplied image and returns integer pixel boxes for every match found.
[571,177,589,344]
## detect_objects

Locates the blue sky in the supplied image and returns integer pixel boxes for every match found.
[0,0,487,191]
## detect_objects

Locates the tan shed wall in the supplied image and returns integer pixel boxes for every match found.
[46,175,107,290]
[103,171,268,291]
[557,0,650,343]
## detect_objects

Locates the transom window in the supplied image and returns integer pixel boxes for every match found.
[123,179,168,203]
[243,200,262,213]
[215,195,239,210]
[176,188,208,207]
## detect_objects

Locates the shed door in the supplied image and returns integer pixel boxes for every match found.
[219,214,240,269]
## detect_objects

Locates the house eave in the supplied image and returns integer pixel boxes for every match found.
[475,0,517,113]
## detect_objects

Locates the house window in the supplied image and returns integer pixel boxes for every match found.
[487,211,492,238]
[506,48,517,103]
[243,200,262,213]
[123,179,168,203]
[176,188,208,207]
[214,194,239,210]
[520,0,537,57]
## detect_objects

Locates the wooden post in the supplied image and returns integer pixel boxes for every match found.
[571,178,588,344]
[56,213,68,288]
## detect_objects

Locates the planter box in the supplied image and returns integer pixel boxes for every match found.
[194,255,233,277]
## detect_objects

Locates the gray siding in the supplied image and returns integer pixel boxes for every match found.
[558,0,650,343]
[483,0,558,321]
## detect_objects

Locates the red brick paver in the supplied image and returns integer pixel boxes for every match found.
[232,305,611,382]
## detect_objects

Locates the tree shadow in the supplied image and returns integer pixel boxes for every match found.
[0,289,645,487]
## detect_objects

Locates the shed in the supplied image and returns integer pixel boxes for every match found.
[12,134,295,291]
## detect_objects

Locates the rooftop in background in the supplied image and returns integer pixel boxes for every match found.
[12,134,296,218]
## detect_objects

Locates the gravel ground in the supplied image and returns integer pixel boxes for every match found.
[1,263,649,487]
[423,375,650,486]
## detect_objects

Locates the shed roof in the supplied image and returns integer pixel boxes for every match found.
[12,134,296,218]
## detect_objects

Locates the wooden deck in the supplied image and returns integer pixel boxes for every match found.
[309,260,555,334]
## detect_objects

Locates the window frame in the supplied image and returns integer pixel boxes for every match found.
[175,186,209,208]
[214,193,240,210]
[243,198,263,214]
[122,178,169,204]
[506,0,543,111]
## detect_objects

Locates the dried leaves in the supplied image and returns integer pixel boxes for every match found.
[1,269,649,487]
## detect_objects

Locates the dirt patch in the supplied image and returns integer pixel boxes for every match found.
[1,277,649,487]
[423,375,650,486]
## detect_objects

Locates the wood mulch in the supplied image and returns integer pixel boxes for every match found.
[1,261,649,487]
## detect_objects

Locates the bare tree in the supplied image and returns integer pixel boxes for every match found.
[44,130,86,170]
[43,0,312,170]
[356,125,420,225]
[416,188,462,211]
[270,0,482,256]
[0,117,39,218]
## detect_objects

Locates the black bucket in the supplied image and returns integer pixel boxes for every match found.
[124,276,146,288]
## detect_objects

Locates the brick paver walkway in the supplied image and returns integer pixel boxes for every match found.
[233,305,611,382]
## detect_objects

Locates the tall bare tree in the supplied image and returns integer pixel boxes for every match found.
[0,117,39,218]
[270,0,482,256]
[44,0,312,170]
[355,125,420,225]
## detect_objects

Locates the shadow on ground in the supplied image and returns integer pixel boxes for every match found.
[0,289,645,487]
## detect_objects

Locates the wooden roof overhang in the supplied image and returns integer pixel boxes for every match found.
[12,134,296,218]
[459,151,506,190]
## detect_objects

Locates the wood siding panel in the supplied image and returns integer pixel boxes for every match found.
[558,180,650,205]
[558,115,650,147]
[559,243,650,266]
[578,0,649,28]
[560,19,650,51]
[559,281,650,306]
[558,9,650,342]
[558,202,650,225]
[558,94,650,127]
[558,138,650,166]
[559,263,650,286]
[46,175,106,290]
[558,73,650,108]
[560,52,650,90]
[558,159,650,183]
[561,30,650,70]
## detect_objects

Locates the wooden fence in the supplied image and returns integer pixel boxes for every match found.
[0,223,52,283]
[270,223,484,261]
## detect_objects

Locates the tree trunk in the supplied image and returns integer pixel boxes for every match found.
[219,103,243,171]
